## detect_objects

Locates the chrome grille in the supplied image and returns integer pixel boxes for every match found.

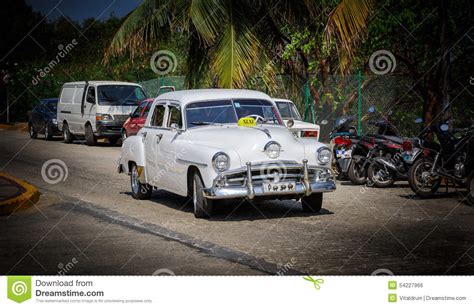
[113,114,130,122]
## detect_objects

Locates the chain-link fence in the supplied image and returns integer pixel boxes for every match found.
[140,73,420,142]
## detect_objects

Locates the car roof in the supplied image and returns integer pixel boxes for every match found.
[155,89,273,106]
[273,98,294,103]
[62,81,142,87]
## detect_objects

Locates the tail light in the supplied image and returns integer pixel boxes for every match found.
[334,136,352,146]
[402,140,413,151]
[302,130,318,138]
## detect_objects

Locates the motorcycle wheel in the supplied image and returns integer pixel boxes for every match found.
[368,162,395,188]
[408,158,441,197]
[348,155,367,185]
[467,171,474,206]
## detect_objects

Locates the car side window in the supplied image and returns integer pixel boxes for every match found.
[143,102,152,118]
[167,105,183,129]
[150,104,166,127]
[132,102,145,118]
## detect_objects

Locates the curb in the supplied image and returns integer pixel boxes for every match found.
[0,172,40,215]
[0,123,28,132]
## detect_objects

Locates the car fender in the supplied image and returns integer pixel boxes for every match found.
[120,135,146,175]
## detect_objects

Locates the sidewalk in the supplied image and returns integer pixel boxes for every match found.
[0,172,40,215]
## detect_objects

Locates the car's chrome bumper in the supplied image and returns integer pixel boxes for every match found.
[203,159,336,200]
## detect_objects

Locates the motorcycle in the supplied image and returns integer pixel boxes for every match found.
[408,120,474,201]
[347,107,402,185]
[329,115,359,179]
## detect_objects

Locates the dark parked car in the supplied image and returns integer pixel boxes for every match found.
[28,98,61,140]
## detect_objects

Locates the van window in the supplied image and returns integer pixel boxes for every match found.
[150,104,166,127]
[86,86,96,104]
[167,105,182,129]
[60,87,75,104]
[73,86,85,105]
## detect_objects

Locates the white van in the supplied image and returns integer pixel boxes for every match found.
[57,81,147,145]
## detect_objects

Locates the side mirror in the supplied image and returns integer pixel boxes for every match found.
[368,106,376,113]
[170,123,180,131]
[320,119,328,125]
[415,118,423,124]
[440,123,449,131]
[286,119,294,128]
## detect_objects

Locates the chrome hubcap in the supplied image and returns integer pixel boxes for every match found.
[193,179,198,210]
[131,166,139,194]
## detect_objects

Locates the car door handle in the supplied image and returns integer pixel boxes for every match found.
[156,134,163,143]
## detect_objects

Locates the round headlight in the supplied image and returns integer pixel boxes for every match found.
[317,147,331,164]
[212,152,230,172]
[264,141,281,159]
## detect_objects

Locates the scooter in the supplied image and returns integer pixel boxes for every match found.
[329,115,359,179]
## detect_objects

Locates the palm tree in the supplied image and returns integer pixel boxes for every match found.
[104,0,373,89]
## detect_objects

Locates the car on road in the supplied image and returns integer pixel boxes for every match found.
[121,98,154,140]
[117,89,336,218]
[274,98,321,141]
[28,98,61,140]
[57,81,147,146]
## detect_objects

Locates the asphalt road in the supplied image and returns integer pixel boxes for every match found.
[1,129,473,275]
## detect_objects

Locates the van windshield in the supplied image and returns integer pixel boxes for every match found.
[97,85,146,106]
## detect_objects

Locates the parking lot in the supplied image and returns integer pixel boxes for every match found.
[1,129,473,275]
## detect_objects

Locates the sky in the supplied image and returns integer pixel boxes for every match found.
[25,0,144,22]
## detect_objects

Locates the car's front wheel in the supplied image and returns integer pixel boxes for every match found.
[130,163,152,200]
[85,124,96,146]
[192,172,213,218]
[301,193,323,213]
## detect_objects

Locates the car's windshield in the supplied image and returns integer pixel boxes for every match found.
[186,99,283,128]
[275,101,301,120]
[97,85,146,106]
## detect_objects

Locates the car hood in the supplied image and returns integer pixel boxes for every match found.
[181,124,323,167]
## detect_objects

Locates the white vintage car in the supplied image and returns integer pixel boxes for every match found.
[273,98,321,141]
[117,89,336,218]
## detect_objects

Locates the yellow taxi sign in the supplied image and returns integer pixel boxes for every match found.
[238,117,257,127]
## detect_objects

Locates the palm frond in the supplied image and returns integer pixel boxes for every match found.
[103,0,176,63]
[324,0,374,73]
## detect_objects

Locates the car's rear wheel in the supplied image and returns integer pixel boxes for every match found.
[130,163,152,200]
[28,123,37,139]
[301,193,323,213]
[63,122,74,143]
[85,124,96,146]
[44,123,53,140]
[192,172,213,218]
